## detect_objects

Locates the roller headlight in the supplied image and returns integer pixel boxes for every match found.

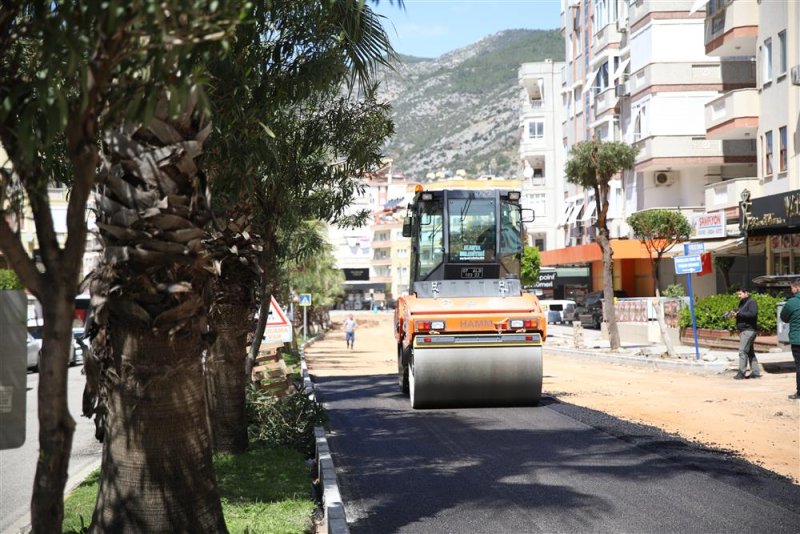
[430,320,445,330]
[509,319,524,329]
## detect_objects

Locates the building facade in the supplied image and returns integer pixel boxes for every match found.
[518,59,567,251]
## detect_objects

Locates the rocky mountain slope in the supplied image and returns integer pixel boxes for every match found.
[376,29,564,180]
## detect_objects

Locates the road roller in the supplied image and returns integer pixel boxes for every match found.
[394,185,546,408]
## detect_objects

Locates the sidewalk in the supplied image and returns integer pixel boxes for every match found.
[543,323,795,374]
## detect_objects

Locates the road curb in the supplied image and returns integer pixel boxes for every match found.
[301,335,350,534]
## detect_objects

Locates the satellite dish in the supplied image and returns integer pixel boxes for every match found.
[522,163,534,179]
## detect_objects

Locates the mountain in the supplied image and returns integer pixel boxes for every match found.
[377,29,564,180]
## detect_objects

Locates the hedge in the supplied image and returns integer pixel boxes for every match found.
[679,292,783,333]
[0,269,24,290]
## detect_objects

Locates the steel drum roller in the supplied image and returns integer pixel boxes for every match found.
[410,345,543,408]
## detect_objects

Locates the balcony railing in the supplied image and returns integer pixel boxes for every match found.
[705,88,759,140]
[634,136,756,168]
[704,0,759,57]
[704,177,761,211]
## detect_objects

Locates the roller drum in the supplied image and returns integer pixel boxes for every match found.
[410,345,543,408]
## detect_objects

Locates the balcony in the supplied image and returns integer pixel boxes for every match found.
[705,0,759,57]
[593,22,622,52]
[593,87,618,118]
[704,177,761,211]
[705,88,759,140]
[628,0,695,29]
[634,136,756,169]
[371,239,391,248]
[372,257,392,266]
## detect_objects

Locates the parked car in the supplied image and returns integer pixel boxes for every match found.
[27,332,42,371]
[576,290,629,329]
[72,327,87,364]
[539,300,577,325]
[27,324,77,370]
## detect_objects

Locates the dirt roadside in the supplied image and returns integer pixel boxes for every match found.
[305,313,799,484]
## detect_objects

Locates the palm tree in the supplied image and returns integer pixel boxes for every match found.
[86,89,227,532]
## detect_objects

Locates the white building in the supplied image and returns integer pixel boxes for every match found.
[518,59,567,251]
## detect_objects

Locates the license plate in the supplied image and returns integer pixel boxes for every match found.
[461,267,484,279]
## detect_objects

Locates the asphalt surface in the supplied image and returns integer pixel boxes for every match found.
[315,373,800,534]
[0,365,102,534]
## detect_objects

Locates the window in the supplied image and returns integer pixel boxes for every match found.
[528,121,544,139]
[779,126,787,173]
[778,31,787,76]
[416,200,444,279]
[595,0,607,28]
[764,130,773,176]
[447,198,496,263]
[528,193,547,217]
[762,39,772,84]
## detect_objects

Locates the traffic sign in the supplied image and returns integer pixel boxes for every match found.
[683,242,705,255]
[674,254,702,275]
[263,296,292,344]
[299,293,312,307]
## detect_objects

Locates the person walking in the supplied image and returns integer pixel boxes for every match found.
[344,314,357,350]
[779,279,800,400]
[727,288,762,380]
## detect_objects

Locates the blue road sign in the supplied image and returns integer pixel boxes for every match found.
[299,293,312,307]
[684,242,705,255]
[674,254,702,275]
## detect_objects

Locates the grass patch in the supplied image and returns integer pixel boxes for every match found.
[63,444,315,533]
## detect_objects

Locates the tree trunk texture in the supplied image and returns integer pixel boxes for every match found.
[90,323,226,533]
[88,89,227,532]
[654,288,677,358]
[30,294,76,533]
[206,301,251,454]
[597,230,621,350]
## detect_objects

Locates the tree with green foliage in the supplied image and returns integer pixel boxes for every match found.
[198,0,398,451]
[520,246,541,287]
[0,268,23,290]
[0,4,243,531]
[627,209,691,358]
[564,140,639,351]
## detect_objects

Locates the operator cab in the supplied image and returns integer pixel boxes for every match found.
[403,189,532,288]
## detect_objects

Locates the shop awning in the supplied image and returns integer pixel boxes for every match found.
[558,203,576,227]
[613,57,631,82]
[541,239,655,266]
[665,237,766,257]
[689,0,709,15]
[580,201,597,222]
[567,203,584,225]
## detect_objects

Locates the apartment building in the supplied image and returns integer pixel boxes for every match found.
[518,59,567,251]
[328,165,417,309]
[532,0,798,298]
[701,0,800,278]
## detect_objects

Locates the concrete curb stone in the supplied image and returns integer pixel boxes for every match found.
[301,334,350,534]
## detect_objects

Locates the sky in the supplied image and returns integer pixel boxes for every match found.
[372,0,562,58]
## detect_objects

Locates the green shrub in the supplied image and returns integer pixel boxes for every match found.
[663,284,685,297]
[679,292,783,333]
[247,385,327,457]
[0,269,23,290]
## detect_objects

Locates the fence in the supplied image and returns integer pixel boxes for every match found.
[613,297,687,328]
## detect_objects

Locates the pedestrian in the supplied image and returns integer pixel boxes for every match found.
[344,314,357,350]
[779,278,800,400]
[726,288,762,380]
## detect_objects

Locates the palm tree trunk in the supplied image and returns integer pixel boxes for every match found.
[91,323,226,533]
[206,300,251,454]
[89,88,226,532]
[651,260,677,358]
[597,229,621,350]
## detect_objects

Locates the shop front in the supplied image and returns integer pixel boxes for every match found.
[742,189,800,277]
[540,240,656,298]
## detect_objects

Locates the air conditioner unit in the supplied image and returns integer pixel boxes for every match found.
[616,18,628,33]
[791,65,800,86]
[614,83,629,97]
[654,171,677,187]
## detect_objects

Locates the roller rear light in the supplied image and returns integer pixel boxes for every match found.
[416,320,445,332]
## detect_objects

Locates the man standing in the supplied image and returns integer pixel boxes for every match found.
[344,314,357,351]
[779,279,800,400]
[728,288,762,380]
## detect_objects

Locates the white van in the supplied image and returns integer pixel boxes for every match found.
[539,299,577,325]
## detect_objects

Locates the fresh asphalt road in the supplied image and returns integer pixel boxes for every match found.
[0,365,102,533]
[315,373,800,534]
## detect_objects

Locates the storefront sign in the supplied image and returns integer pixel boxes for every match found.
[343,268,369,281]
[690,211,726,239]
[534,269,557,289]
[745,190,800,235]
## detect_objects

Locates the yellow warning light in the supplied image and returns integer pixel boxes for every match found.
[414,185,424,193]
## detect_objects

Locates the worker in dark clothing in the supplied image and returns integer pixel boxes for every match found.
[726,288,762,380]
[778,279,800,400]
